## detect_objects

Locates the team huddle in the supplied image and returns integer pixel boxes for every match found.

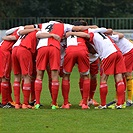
[0,20,133,110]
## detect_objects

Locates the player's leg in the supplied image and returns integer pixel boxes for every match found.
[125,72,133,106]
[61,73,70,109]
[81,74,90,109]
[88,59,99,106]
[13,74,21,109]
[34,70,44,109]
[22,74,32,109]
[114,73,125,109]
[95,73,108,109]
[51,70,60,109]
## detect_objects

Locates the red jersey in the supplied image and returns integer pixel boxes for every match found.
[20,30,38,54]
[1,29,19,52]
[48,23,64,49]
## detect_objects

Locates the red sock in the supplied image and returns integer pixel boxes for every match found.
[8,82,13,102]
[79,77,84,99]
[30,80,35,102]
[52,80,59,105]
[22,83,31,105]
[100,83,108,106]
[62,79,70,105]
[82,79,90,105]
[13,81,20,104]
[35,79,42,104]
[116,81,125,105]
[1,82,9,105]
[89,78,97,99]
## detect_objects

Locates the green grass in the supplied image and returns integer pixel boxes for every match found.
[0,67,133,133]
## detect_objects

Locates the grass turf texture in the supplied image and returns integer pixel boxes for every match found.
[0,67,133,133]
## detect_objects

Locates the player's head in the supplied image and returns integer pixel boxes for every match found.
[55,19,63,23]
[49,20,63,24]
[79,20,88,26]
[72,21,83,26]
[72,20,88,26]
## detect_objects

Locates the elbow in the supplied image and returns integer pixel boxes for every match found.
[18,31,24,35]
[119,34,124,39]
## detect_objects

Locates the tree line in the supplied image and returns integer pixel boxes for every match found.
[0,0,133,18]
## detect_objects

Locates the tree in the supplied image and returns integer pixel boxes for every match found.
[0,0,133,18]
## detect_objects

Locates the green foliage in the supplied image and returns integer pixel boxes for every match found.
[0,0,133,17]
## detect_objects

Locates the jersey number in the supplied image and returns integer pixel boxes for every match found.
[98,32,107,39]
[45,24,53,32]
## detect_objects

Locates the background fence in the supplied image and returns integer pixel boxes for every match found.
[0,17,133,30]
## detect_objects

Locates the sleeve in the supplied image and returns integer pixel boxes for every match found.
[5,26,19,35]
[109,35,119,42]
[17,26,24,36]
[36,30,49,36]
[64,24,74,33]
[88,28,107,33]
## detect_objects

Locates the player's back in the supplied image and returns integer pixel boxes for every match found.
[92,32,117,60]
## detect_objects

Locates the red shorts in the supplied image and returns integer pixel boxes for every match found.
[12,46,33,76]
[63,46,90,73]
[90,58,99,75]
[100,51,126,76]
[123,49,133,72]
[36,46,60,71]
[0,47,3,77]
[0,50,11,79]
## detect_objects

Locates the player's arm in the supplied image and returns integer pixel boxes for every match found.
[24,24,39,29]
[36,32,61,41]
[72,25,98,31]
[2,35,17,41]
[112,31,124,39]
[5,27,19,35]
[104,28,113,35]
[66,31,90,39]
[19,28,40,35]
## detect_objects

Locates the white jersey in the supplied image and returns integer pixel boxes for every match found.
[0,26,24,48]
[0,41,3,46]
[109,35,133,55]
[5,26,20,35]
[37,23,74,49]
[88,27,107,33]
[66,35,80,47]
[90,32,117,60]
[37,23,53,49]
[89,53,99,64]
[60,39,66,66]
[12,26,25,48]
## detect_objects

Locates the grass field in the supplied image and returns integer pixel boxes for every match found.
[0,67,133,133]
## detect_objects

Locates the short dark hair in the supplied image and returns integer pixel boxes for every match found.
[72,21,83,26]
[79,20,88,26]
[55,19,63,23]
[72,20,88,26]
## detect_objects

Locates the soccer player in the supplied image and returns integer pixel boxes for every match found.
[79,53,100,107]
[0,27,22,108]
[12,26,41,109]
[61,31,91,109]
[109,31,133,107]
[86,31,126,109]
